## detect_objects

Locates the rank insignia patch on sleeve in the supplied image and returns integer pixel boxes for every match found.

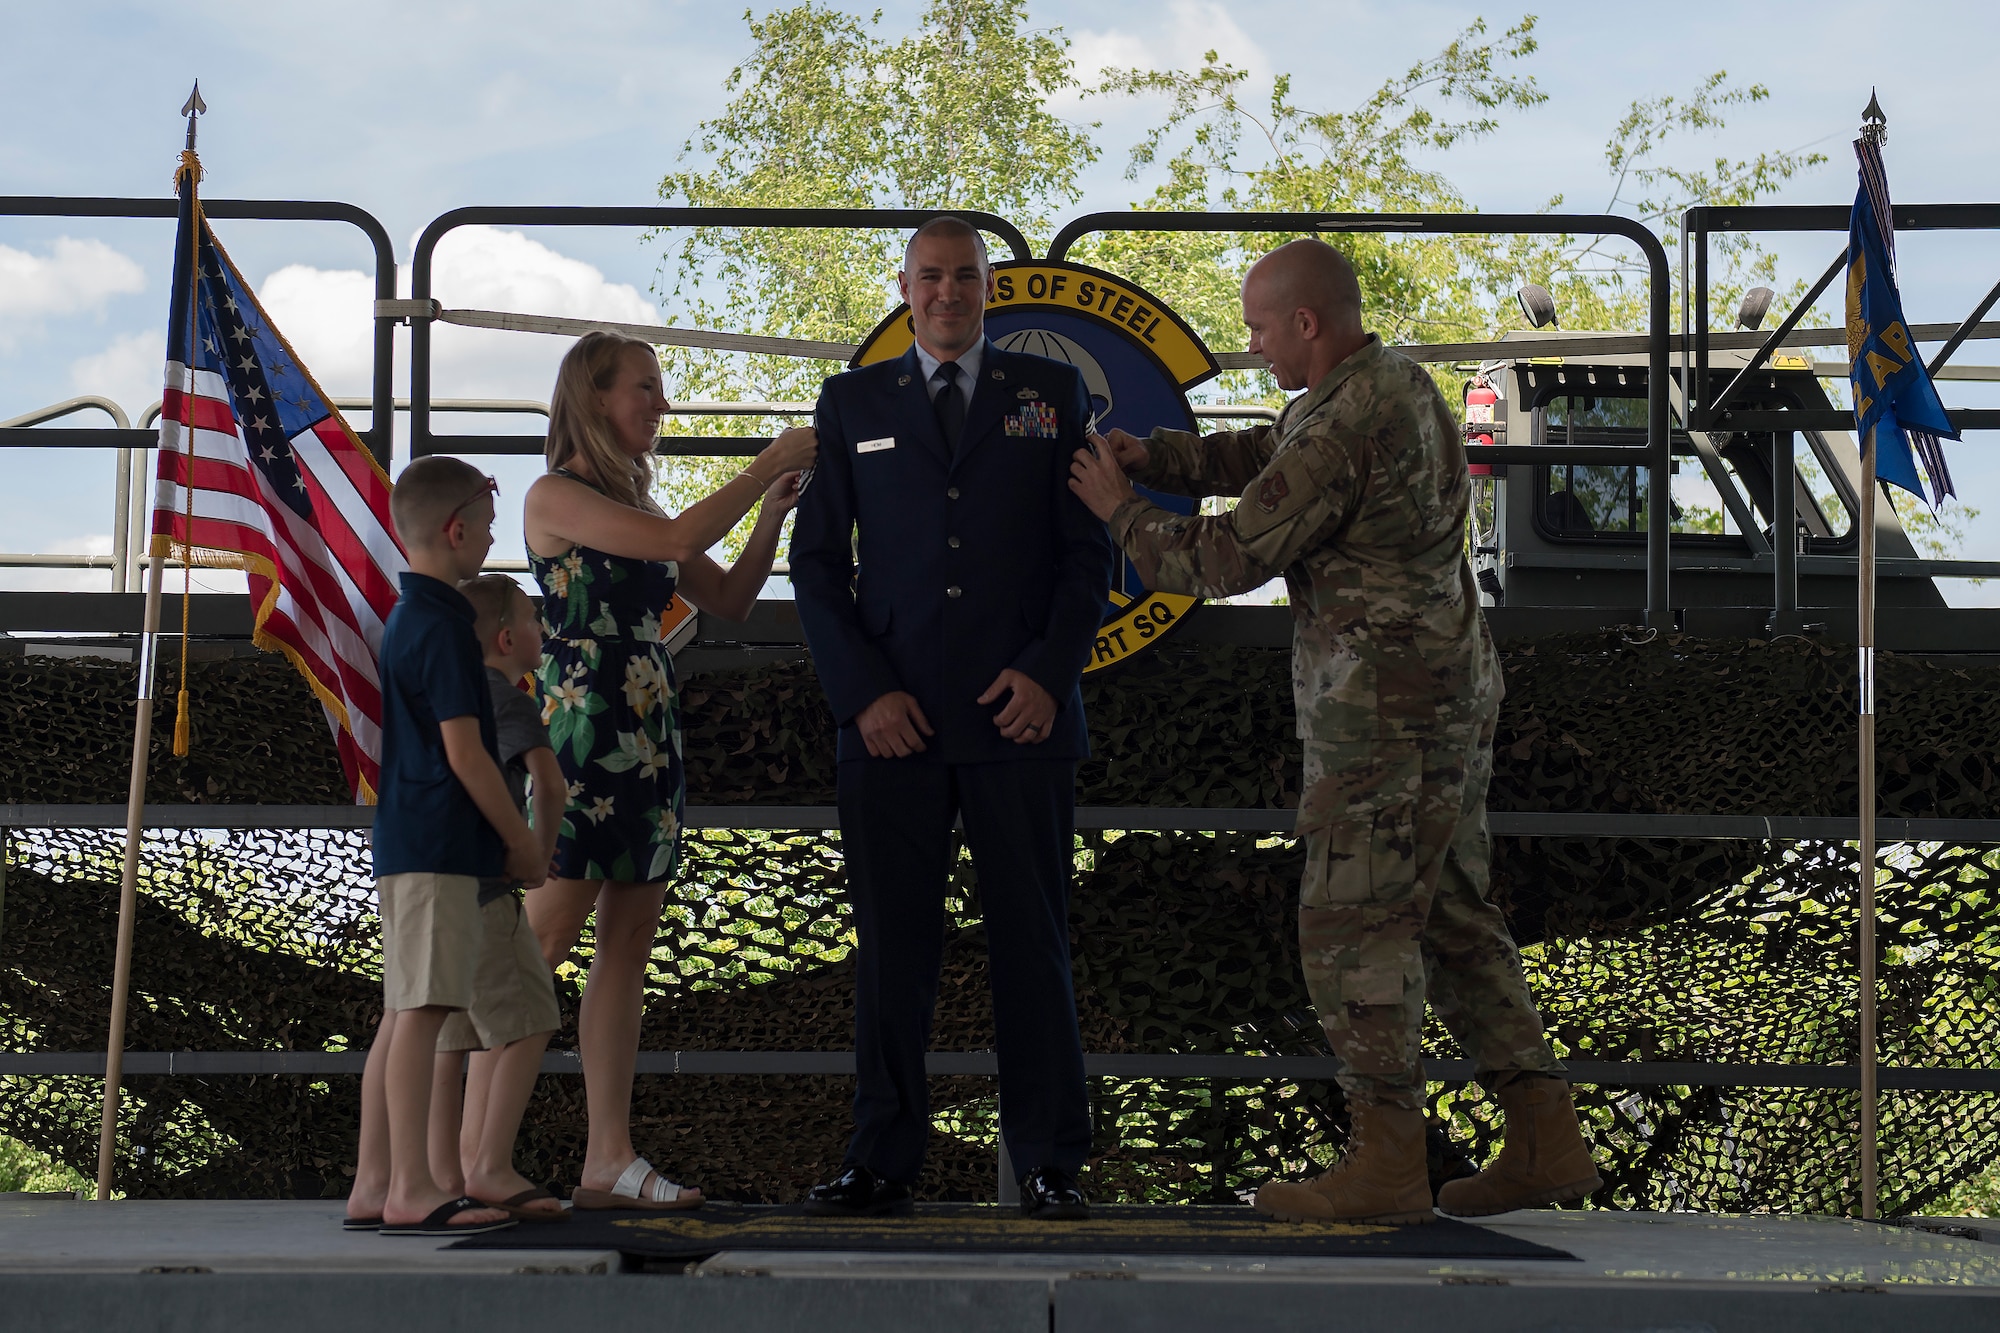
[1256,470,1291,512]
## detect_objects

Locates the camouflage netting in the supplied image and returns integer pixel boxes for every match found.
[2,631,1998,1212]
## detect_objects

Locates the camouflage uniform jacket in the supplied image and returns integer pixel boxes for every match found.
[1112,335,1500,744]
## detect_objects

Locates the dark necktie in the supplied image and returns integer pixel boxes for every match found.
[932,361,963,453]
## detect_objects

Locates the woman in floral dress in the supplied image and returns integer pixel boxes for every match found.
[522,331,815,1209]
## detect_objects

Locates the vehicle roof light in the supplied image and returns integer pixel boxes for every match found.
[1737,286,1775,331]
[1517,284,1559,329]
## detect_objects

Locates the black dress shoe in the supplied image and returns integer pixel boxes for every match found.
[803,1164,914,1217]
[1018,1165,1089,1220]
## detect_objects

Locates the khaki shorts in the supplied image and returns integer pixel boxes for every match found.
[436,893,562,1052]
[378,872,481,1012]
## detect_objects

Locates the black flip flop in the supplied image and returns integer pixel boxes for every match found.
[341,1215,382,1232]
[379,1196,517,1237]
[481,1187,570,1223]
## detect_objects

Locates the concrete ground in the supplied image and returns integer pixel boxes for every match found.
[3,1194,1999,1331]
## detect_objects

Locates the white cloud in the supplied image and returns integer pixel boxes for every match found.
[424,226,661,401]
[68,330,168,423]
[258,264,377,399]
[0,237,147,349]
[1063,1,1271,96]
[250,227,662,408]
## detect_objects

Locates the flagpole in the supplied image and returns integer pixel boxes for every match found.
[96,82,204,1202]
[95,548,165,1200]
[1857,425,1878,1221]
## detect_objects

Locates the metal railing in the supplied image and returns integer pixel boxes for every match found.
[0,397,140,592]
[0,196,394,599]
[0,197,396,463]
[407,206,1034,460]
[24,195,2000,626]
[1684,203,2000,434]
[4,394,1279,589]
[9,201,1682,623]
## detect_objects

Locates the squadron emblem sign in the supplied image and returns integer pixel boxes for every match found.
[853,260,1221,672]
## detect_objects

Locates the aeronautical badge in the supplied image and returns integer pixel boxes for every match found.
[1004,402,1060,438]
[1256,470,1291,512]
[1017,388,1040,400]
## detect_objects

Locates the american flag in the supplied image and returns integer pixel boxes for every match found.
[154,168,406,802]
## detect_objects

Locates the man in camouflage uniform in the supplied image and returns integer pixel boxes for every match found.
[1068,239,1600,1223]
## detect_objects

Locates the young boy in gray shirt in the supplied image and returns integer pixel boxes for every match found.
[429,575,567,1219]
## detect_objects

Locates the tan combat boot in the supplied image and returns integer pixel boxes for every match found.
[1254,1102,1435,1224]
[1434,1075,1602,1216]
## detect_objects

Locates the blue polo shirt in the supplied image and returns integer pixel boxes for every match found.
[371,572,505,879]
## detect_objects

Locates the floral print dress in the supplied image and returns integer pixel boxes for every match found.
[531,533,685,885]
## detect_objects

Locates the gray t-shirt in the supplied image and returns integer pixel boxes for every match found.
[480,665,554,904]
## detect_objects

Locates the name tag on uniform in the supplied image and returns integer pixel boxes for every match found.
[857,436,896,453]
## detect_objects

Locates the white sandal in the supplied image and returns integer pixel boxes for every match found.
[570,1156,704,1211]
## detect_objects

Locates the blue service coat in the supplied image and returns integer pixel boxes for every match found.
[791,340,1115,765]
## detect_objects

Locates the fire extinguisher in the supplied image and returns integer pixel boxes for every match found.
[1463,373,1497,476]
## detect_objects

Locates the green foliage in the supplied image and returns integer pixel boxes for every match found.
[1892,486,1980,562]
[1512,70,1826,334]
[0,1133,87,1195]
[1080,29,1825,403]
[1938,1158,2000,1217]
[650,0,1099,550]
[1077,16,1545,395]
[635,7,1870,564]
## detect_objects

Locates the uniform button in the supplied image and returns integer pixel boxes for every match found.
[947,486,961,499]
[948,536,961,549]
[946,585,962,598]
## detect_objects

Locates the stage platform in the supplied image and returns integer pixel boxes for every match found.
[3,1195,1999,1331]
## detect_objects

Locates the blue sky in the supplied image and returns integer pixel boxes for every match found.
[4,1,1996,598]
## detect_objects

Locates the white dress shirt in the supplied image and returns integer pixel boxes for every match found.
[914,338,984,427]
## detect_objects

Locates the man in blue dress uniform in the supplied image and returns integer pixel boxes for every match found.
[791,217,1115,1218]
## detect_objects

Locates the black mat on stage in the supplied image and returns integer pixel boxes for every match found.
[448,1202,1576,1263]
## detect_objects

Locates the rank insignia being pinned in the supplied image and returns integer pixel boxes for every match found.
[1005,402,1060,439]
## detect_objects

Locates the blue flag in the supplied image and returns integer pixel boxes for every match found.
[1846,138,1957,504]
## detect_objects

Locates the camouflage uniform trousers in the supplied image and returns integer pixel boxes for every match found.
[1297,721,1561,1112]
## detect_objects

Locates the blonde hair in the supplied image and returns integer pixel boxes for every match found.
[458,573,527,647]
[545,331,666,514]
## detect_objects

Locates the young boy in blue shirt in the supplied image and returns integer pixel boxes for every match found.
[345,456,544,1237]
